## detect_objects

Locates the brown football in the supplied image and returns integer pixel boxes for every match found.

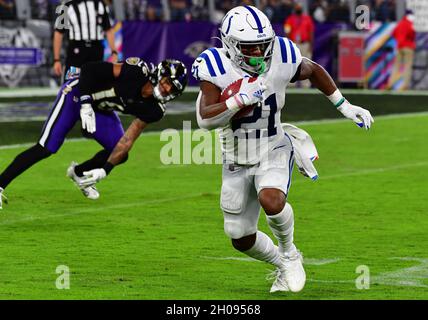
[220,78,258,119]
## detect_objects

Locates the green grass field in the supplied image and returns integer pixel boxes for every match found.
[0,113,427,300]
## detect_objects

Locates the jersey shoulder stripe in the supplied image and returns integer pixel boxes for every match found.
[195,47,227,78]
[277,37,298,64]
[288,38,297,63]
[278,37,288,63]
[208,48,226,75]
[198,52,216,77]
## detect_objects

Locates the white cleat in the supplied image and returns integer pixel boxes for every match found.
[0,187,8,209]
[268,269,289,293]
[270,246,306,293]
[67,162,100,200]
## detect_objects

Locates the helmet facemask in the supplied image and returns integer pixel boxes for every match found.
[152,59,188,103]
[237,38,275,75]
[220,24,275,76]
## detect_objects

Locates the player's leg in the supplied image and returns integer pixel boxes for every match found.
[68,111,126,199]
[0,80,80,207]
[73,149,110,177]
[255,137,305,293]
[402,48,414,90]
[0,144,51,209]
[387,49,403,89]
[221,165,282,269]
[68,111,125,199]
[259,189,295,254]
[0,144,52,191]
[77,111,127,172]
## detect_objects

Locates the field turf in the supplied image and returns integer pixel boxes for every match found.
[0,113,427,299]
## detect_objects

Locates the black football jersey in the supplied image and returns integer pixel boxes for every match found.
[79,58,165,124]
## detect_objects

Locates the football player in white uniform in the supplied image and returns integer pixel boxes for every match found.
[192,5,373,293]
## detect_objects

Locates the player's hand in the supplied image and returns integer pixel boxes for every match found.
[53,61,62,76]
[80,103,96,133]
[79,169,106,187]
[337,101,374,130]
[234,77,266,108]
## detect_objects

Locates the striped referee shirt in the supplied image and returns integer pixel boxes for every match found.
[54,0,113,41]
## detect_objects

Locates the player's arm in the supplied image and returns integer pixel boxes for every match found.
[78,62,123,133]
[106,118,147,167]
[53,31,64,76]
[78,118,147,187]
[197,78,265,130]
[106,29,118,63]
[297,58,374,130]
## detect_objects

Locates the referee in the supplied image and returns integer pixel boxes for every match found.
[53,0,118,81]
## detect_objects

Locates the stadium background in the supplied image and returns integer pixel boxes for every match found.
[1,0,428,141]
[0,0,427,300]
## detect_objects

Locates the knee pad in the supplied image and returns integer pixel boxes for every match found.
[224,220,248,240]
[220,185,244,215]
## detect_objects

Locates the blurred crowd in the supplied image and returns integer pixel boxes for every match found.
[0,0,398,23]
[122,0,398,23]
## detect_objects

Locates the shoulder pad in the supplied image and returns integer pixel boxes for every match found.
[125,57,142,66]
[276,37,302,66]
[125,57,150,76]
[192,48,226,82]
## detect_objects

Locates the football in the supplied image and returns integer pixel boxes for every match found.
[220,78,258,119]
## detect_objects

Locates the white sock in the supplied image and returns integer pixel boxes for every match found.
[266,202,295,254]
[243,231,281,267]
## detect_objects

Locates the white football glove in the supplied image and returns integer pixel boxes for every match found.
[226,77,266,111]
[79,169,106,187]
[80,103,96,133]
[337,100,374,130]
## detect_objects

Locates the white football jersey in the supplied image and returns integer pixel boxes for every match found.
[192,37,302,165]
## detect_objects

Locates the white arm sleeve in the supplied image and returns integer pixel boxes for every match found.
[196,91,236,130]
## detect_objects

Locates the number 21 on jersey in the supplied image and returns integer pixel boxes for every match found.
[231,93,278,137]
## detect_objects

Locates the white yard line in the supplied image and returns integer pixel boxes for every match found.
[0,193,204,225]
[200,256,340,266]
[201,256,428,288]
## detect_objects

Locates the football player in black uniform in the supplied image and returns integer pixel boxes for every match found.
[0,58,188,208]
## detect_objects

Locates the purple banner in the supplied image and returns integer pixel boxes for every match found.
[0,47,43,65]
[122,21,220,85]
[122,21,348,85]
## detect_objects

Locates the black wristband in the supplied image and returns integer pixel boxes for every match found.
[103,162,114,175]
[54,59,60,63]
[111,50,118,55]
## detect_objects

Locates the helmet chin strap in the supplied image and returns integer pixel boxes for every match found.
[248,57,266,74]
